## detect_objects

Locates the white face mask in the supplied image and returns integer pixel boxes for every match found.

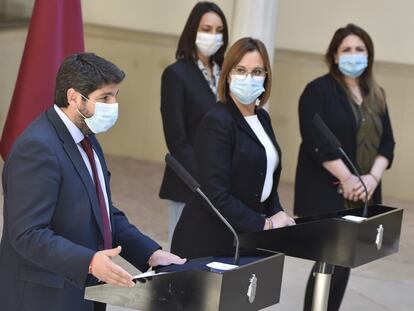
[78,94,119,134]
[195,32,223,57]
[230,75,265,105]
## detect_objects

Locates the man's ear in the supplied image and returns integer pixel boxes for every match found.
[67,88,80,109]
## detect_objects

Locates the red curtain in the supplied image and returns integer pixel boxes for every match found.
[0,0,84,160]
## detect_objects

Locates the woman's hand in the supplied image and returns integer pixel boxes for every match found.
[357,174,379,201]
[268,211,296,229]
[340,174,363,201]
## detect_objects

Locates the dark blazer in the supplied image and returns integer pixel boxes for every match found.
[0,107,160,311]
[294,74,395,217]
[171,98,283,259]
[159,59,218,202]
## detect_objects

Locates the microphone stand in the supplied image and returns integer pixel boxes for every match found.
[312,114,369,217]
[338,148,369,218]
[165,153,240,265]
[196,189,240,265]
[311,114,370,311]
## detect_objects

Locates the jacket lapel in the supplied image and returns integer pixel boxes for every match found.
[46,108,106,240]
[332,77,357,137]
[257,109,282,160]
[187,60,216,102]
[226,98,262,145]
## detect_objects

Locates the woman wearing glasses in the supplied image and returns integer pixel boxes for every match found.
[159,2,229,246]
[171,37,295,259]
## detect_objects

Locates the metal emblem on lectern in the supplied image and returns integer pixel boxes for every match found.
[247,274,257,303]
[375,224,384,250]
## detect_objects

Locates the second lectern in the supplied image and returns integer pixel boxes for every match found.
[239,204,403,311]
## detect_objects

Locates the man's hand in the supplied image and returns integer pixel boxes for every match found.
[148,250,186,267]
[90,246,135,287]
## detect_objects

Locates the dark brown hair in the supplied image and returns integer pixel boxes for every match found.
[326,23,385,113]
[55,53,125,108]
[176,1,228,66]
[218,37,272,106]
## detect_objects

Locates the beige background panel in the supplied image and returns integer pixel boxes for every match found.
[81,0,414,64]
[85,25,177,162]
[276,0,414,64]
[1,23,413,200]
[0,27,27,128]
[82,0,235,37]
[84,25,413,201]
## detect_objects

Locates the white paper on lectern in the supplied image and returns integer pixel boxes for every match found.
[206,261,238,271]
[342,215,367,223]
[133,270,168,279]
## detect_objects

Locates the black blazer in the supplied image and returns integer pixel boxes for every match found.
[171,98,283,259]
[294,74,395,217]
[159,59,218,202]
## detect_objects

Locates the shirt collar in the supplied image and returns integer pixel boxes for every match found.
[54,104,85,144]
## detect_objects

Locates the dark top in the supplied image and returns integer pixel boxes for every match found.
[159,59,218,202]
[294,74,395,217]
[171,98,283,259]
[345,101,382,209]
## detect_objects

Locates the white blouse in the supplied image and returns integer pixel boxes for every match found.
[244,114,279,202]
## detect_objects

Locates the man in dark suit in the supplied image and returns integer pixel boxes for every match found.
[0,53,185,311]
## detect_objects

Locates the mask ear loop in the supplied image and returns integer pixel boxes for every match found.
[77,93,92,119]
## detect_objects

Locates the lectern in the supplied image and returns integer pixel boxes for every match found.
[239,204,403,311]
[85,250,284,310]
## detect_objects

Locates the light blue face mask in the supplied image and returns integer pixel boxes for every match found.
[338,54,368,78]
[78,95,119,134]
[229,75,265,105]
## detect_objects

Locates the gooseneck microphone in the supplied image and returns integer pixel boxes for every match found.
[313,114,369,217]
[165,154,240,265]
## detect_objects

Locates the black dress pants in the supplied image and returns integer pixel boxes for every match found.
[303,264,350,311]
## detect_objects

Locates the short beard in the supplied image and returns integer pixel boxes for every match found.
[76,103,93,136]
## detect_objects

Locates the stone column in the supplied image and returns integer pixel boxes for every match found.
[230,0,278,63]
[230,0,279,110]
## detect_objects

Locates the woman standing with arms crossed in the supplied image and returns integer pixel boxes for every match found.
[171,37,295,259]
[159,2,229,246]
[294,24,395,310]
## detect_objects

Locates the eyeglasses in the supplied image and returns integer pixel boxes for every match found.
[231,66,267,79]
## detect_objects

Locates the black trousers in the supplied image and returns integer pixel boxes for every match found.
[303,264,350,311]
[94,302,106,311]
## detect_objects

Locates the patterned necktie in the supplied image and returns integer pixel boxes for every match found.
[80,137,112,249]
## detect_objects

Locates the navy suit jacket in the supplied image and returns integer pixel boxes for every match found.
[0,107,160,311]
[171,98,283,259]
[159,59,218,202]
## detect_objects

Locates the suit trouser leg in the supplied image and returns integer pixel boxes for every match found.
[303,263,350,311]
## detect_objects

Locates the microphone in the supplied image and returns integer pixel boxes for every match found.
[312,114,368,217]
[165,154,240,265]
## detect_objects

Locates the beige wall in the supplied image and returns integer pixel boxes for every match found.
[275,0,414,64]
[0,27,28,127]
[82,0,235,36]
[270,49,414,201]
[87,25,414,201]
[81,0,414,65]
[1,0,414,201]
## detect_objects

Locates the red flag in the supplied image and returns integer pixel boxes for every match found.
[0,0,84,160]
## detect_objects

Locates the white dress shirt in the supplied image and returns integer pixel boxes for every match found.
[244,114,279,202]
